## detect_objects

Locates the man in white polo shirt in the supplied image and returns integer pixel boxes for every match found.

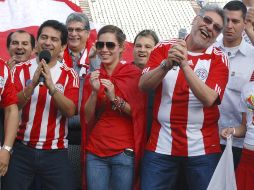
[216,0,254,168]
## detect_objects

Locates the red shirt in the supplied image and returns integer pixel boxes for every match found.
[0,58,17,107]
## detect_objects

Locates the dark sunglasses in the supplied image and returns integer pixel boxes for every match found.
[199,15,223,33]
[95,41,117,50]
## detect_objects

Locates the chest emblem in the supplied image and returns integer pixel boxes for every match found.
[55,83,64,93]
[195,68,208,80]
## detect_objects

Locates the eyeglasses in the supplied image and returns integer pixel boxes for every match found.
[199,15,223,33]
[95,41,117,50]
[67,27,86,33]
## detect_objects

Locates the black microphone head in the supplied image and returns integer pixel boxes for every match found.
[39,50,51,64]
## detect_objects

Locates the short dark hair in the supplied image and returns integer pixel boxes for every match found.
[7,30,35,49]
[97,25,126,47]
[134,29,159,45]
[223,0,247,19]
[37,20,68,45]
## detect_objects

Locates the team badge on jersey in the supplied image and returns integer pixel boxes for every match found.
[195,68,208,81]
[0,76,5,88]
[26,79,33,87]
[55,83,64,93]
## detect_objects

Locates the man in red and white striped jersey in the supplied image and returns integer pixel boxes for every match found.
[0,58,19,177]
[4,20,79,190]
[139,4,229,190]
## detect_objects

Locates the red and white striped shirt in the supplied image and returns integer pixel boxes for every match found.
[143,39,229,156]
[0,58,17,107]
[12,58,79,149]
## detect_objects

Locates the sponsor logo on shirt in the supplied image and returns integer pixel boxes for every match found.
[195,68,208,80]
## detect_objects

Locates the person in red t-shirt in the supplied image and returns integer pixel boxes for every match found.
[80,25,146,190]
[139,4,229,190]
[0,58,19,177]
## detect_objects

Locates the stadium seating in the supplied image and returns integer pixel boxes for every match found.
[87,0,196,41]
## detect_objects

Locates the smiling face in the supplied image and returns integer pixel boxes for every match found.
[67,21,89,53]
[37,26,66,63]
[133,35,156,69]
[189,11,224,51]
[8,32,34,62]
[96,32,123,67]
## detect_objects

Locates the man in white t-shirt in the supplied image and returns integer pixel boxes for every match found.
[216,0,254,168]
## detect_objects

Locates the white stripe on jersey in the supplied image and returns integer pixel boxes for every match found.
[0,65,9,97]
[62,63,79,88]
[155,69,179,154]
[186,107,205,156]
[215,84,221,95]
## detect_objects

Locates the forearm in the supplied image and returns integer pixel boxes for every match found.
[17,83,35,109]
[181,64,218,107]
[50,89,76,117]
[84,91,98,123]
[233,112,247,138]
[233,124,247,138]
[139,61,171,91]
[111,96,132,116]
[3,104,19,147]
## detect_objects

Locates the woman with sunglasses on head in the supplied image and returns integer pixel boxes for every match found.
[80,25,146,190]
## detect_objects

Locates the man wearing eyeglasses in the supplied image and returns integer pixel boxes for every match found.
[64,12,91,77]
[63,12,92,189]
[139,4,229,190]
[216,1,254,169]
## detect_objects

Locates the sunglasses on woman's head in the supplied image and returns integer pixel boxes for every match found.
[95,41,117,50]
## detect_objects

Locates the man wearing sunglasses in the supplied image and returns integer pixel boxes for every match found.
[139,4,229,190]
[216,0,254,169]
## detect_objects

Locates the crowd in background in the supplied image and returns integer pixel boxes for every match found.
[0,0,254,190]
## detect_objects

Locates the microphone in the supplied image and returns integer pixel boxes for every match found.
[172,28,187,70]
[38,50,51,85]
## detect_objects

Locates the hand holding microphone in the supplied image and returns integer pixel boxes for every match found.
[171,28,187,70]
[38,50,51,85]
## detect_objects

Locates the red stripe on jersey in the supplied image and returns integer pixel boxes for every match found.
[146,85,163,150]
[18,65,32,140]
[170,70,189,156]
[201,106,221,154]
[43,66,68,149]
[42,97,57,149]
[30,86,47,148]
[57,117,66,149]
[0,61,4,95]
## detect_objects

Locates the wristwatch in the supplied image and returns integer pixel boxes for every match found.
[1,145,13,154]
[160,60,172,71]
